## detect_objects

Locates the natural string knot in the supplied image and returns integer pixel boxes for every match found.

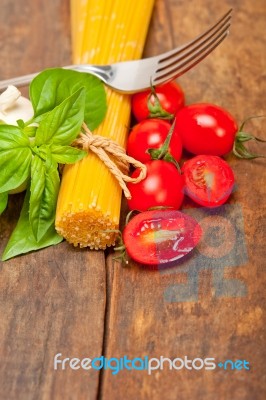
[73,122,147,199]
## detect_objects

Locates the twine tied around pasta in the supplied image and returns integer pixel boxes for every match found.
[73,123,147,199]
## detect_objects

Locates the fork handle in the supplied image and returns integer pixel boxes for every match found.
[0,64,113,92]
[0,66,79,91]
[0,72,39,91]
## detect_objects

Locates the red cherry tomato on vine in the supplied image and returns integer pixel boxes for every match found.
[131,81,185,122]
[127,118,182,163]
[182,155,235,207]
[123,209,202,266]
[127,160,184,211]
[175,103,238,156]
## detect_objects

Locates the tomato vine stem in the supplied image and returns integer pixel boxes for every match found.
[148,118,181,171]
[233,115,266,159]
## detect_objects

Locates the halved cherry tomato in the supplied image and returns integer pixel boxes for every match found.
[182,155,235,207]
[127,118,182,163]
[175,103,238,156]
[131,81,185,122]
[127,160,184,211]
[123,209,202,266]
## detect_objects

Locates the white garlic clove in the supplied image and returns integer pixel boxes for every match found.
[0,85,21,113]
[0,85,34,124]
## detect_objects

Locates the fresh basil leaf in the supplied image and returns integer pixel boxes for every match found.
[0,124,30,148]
[24,125,37,137]
[31,143,51,162]
[1,190,62,261]
[29,154,60,242]
[17,119,25,128]
[29,155,45,238]
[50,144,86,164]
[0,192,8,215]
[34,88,85,147]
[0,125,32,193]
[29,68,107,130]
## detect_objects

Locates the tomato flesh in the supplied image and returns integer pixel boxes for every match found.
[123,210,202,265]
[182,155,235,207]
[175,103,238,156]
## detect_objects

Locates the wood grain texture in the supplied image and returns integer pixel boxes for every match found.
[0,0,265,399]
[101,0,266,399]
[0,240,106,400]
[0,2,106,400]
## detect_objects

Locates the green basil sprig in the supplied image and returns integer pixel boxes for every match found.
[0,125,32,192]
[0,68,107,260]
[29,68,107,130]
[0,192,8,215]
[1,190,63,261]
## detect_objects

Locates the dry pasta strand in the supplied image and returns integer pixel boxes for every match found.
[56,0,155,249]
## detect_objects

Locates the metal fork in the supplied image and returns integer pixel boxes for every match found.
[0,9,232,93]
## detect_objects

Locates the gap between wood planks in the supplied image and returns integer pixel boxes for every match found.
[96,255,115,400]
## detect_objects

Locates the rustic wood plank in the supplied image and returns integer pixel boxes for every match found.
[1,0,266,399]
[100,0,266,399]
[0,1,106,399]
[0,239,106,400]
[0,0,71,78]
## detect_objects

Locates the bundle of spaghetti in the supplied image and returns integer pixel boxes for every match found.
[55,0,154,248]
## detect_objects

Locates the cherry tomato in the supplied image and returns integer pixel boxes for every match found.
[127,160,184,211]
[182,155,235,207]
[123,209,202,266]
[131,81,185,122]
[175,103,238,156]
[127,118,182,163]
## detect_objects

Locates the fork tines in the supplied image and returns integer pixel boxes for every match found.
[153,9,232,84]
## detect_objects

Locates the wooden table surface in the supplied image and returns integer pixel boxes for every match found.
[0,0,265,399]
